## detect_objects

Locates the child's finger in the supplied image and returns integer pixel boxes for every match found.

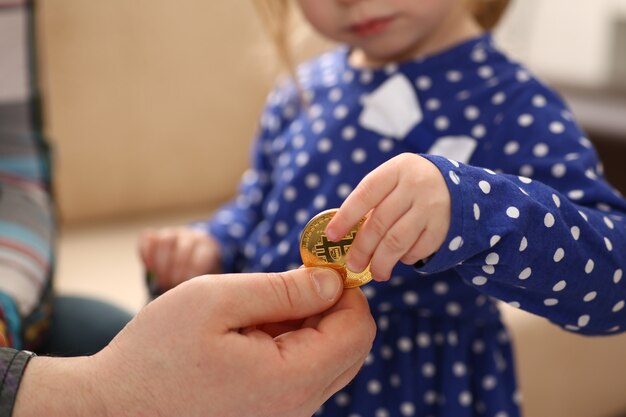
[346,189,411,273]
[326,164,398,241]
[138,230,156,270]
[369,210,426,281]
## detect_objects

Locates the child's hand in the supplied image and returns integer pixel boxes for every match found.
[326,153,451,281]
[139,227,222,291]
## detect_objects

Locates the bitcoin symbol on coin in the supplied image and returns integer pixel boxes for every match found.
[300,209,372,288]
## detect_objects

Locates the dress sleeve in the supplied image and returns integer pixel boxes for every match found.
[417,86,626,335]
[192,80,297,273]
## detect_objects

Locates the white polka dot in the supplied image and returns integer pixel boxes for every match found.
[482,265,495,274]
[416,76,432,90]
[492,91,506,105]
[449,171,460,184]
[367,380,382,394]
[519,176,532,185]
[317,138,332,153]
[360,71,373,84]
[486,252,500,265]
[519,237,528,251]
[585,259,595,274]
[583,291,597,302]
[613,300,625,313]
[504,141,519,155]
[397,337,414,353]
[614,269,623,284]
[435,116,450,131]
[311,196,326,211]
[400,402,415,416]
[433,281,449,295]
[471,48,487,62]
[295,152,310,167]
[328,87,342,102]
[473,203,481,220]
[283,186,297,201]
[426,98,441,111]
[424,390,437,404]
[520,165,534,177]
[337,183,352,198]
[604,216,615,229]
[579,210,589,222]
[342,125,356,140]
[403,291,419,305]
[552,194,561,207]
[312,119,326,134]
[553,280,567,291]
[333,105,349,119]
[518,114,534,127]
[305,173,320,189]
[533,143,549,157]
[335,392,351,407]
[553,248,565,262]
[449,236,464,251]
[327,160,341,175]
[550,121,565,134]
[422,363,436,378]
[552,163,567,178]
[446,70,463,82]
[377,316,389,331]
[544,298,559,306]
[578,315,590,327]
[506,206,520,218]
[472,276,488,286]
[446,302,462,316]
[508,301,521,308]
[378,138,394,152]
[465,106,480,120]
[472,124,487,138]
[605,237,613,251]
[351,148,367,163]
[456,90,471,100]
[483,375,497,390]
[568,190,585,200]
[571,226,580,240]
[453,362,466,377]
[532,95,547,107]
[479,65,494,78]
[416,333,431,348]
[544,213,556,228]
[479,180,491,194]
[517,69,531,82]
[518,267,532,280]
[459,391,473,406]
[390,374,401,387]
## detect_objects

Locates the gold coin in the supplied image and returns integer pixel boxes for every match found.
[300,208,372,288]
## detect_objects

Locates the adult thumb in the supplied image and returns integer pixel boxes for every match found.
[210,267,344,330]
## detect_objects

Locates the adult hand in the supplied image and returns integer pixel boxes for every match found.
[14,268,375,417]
[139,226,222,290]
[326,153,451,281]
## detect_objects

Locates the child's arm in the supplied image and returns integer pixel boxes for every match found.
[330,86,626,335]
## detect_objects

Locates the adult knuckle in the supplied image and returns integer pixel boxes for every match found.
[383,230,405,253]
[267,271,300,310]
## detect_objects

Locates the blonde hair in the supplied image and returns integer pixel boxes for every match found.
[253,0,510,70]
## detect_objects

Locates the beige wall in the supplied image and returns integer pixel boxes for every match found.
[37,1,295,224]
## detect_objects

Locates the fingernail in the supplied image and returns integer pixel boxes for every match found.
[325,224,339,242]
[312,268,342,301]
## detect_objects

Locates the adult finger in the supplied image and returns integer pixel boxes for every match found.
[274,289,375,387]
[202,267,344,330]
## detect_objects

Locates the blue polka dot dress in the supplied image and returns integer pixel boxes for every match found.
[197,34,626,417]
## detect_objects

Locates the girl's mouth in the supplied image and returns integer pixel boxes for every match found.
[350,15,396,38]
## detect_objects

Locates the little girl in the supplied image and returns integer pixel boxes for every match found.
[140,1,626,416]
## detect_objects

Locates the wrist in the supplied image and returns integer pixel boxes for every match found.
[13,355,109,417]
